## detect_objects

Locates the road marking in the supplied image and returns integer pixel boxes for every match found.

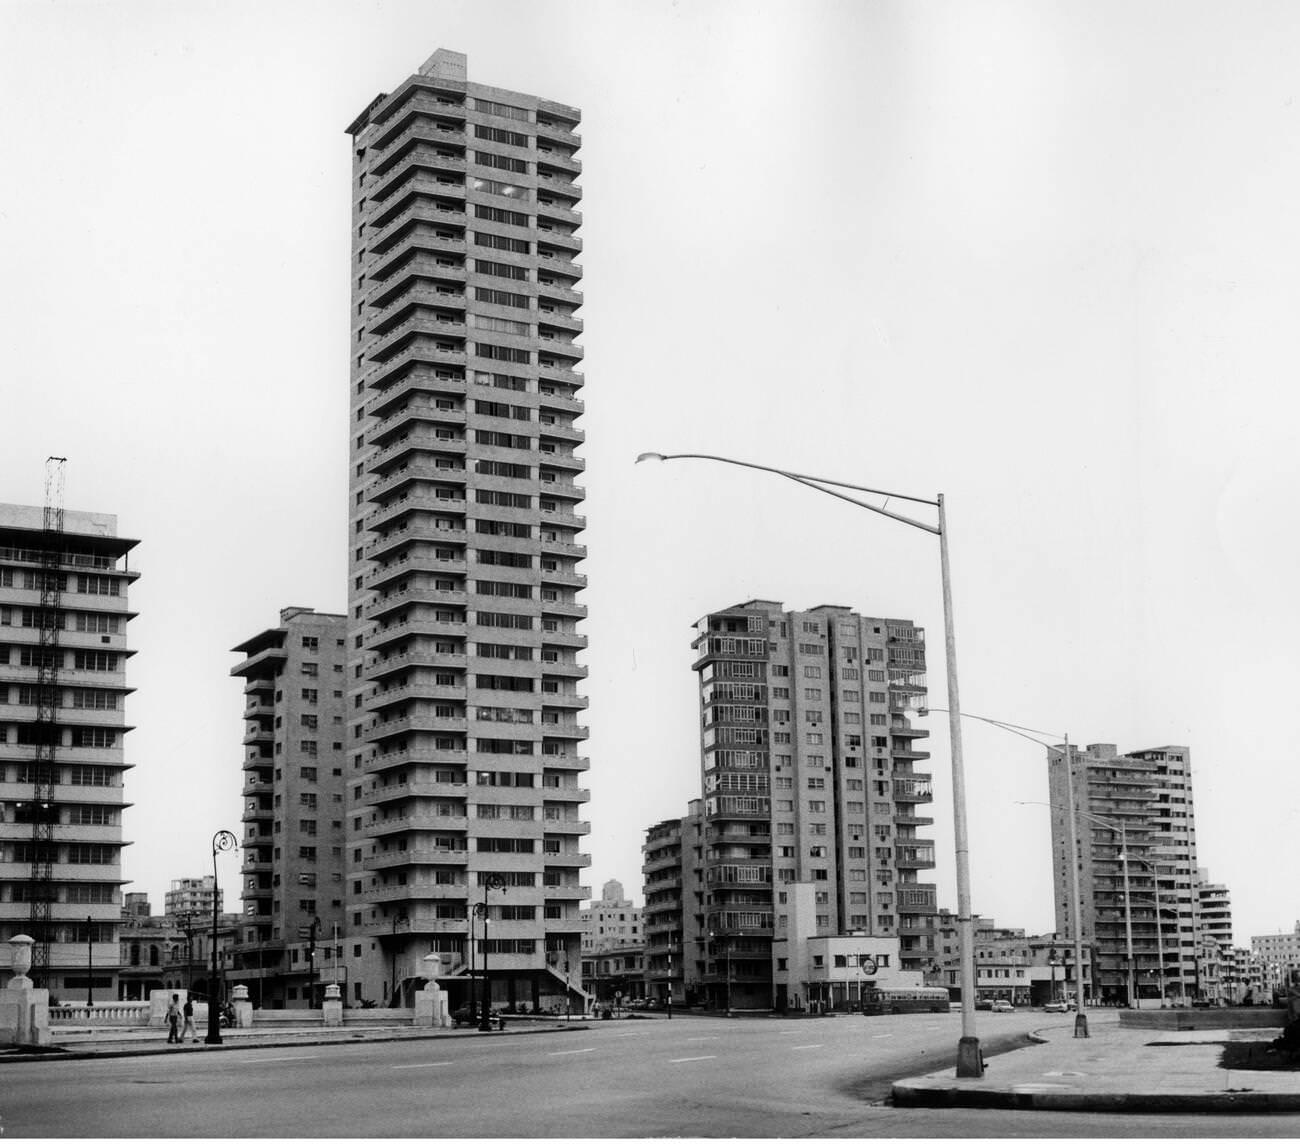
[777,1030,802,1035]
[611,1032,643,1038]
[392,1062,454,1070]
[685,1036,718,1042]
[791,1044,823,1051]
[871,1033,893,1039]
[254,1055,322,1063]
[548,1047,597,1056]
[669,1055,717,1063]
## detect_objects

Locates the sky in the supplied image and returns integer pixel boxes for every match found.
[2,0,1298,944]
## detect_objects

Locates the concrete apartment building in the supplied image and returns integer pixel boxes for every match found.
[164,875,221,919]
[688,601,936,1010]
[1047,742,1207,1004]
[1251,921,1300,998]
[642,803,703,1006]
[229,607,349,1008]
[580,879,641,954]
[0,503,139,999]
[344,49,589,1013]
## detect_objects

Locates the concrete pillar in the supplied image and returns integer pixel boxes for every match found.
[322,983,343,1027]
[231,984,254,1029]
[1,936,51,1047]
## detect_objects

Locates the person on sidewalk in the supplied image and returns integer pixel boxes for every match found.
[181,996,197,1043]
[165,995,182,1044]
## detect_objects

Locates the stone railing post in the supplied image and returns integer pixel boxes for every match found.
[322,983,343,1027]
[231,984,254,1029]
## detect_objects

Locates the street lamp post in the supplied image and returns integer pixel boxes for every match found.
[638,452,983,1076]
[307,916,321,1010]
[206,830,237,1045]
[1048,947,1060,1004]
[1127,856,1167,1007]
[478,873,506,1031]
[85,914,93,1007]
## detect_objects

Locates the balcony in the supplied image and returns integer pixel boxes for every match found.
[363,526,468,563]
[370,712,468,739]
[366,432,471,475]
[363,371,468,422]
[364,585,467,623]
[367,813,471,839]
[363,845,470,870]
[370,123,466,177]
[363,344,469,394]
[370,150,467,204]
[367,651,468,681]
[359,778,467,807]
[367,745,469,772]
[892,777,934,802]
[365,492,467,535]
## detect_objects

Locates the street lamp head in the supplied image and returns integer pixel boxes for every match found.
[635,452,666,464]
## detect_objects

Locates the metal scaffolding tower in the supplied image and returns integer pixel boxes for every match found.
[28,456,66,986]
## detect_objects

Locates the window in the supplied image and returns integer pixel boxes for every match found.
[469,176,529,200]
[474,231,530,254]
[808,800,826,813]
[79,574,120,596]
[474,286,530,309]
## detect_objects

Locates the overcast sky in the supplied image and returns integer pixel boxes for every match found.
[3,0,1297,944]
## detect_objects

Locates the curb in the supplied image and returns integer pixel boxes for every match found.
[890,1082,1300,1113]
[0,1021,584,1065]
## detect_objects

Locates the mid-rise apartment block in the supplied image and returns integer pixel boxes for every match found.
[689,601,936,1010]
[344,49,589,1013]
[1047,742,1205,1004]
[164,876,221,920]
[642,802,703,1006]
[580,879,641,954]
[0,503,139,997]
[229,607,349,1008]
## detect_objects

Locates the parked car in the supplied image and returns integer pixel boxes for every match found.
[974,999,993,1011]
[990,999,1015,1013]
[452,1005,504,1029]
[1043,1000,1070,1013]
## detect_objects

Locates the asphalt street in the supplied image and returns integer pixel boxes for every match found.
[4,1011,1300,1138]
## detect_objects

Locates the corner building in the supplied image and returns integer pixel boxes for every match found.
[345,50,589,1011]
[691,601,936,1010]
[0,504,139,997]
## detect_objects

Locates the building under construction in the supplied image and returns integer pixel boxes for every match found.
[0,497,139,998]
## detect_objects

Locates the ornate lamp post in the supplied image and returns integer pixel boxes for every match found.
[206,830,237,1045]
[478,873,506,1031]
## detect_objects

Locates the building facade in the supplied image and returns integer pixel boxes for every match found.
[641,803,704,1006]
[229,607,349,1008]
[164,876,221,920]
[344,48,589,1014]
[0,503,139,998]
[1047,742,1202,1004]
[689,601,936,1010]
[1251,922,1300,999]
[579,879,641,954]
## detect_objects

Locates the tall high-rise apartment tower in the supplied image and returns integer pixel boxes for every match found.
[0,503,139,997]
[690,601,936,1010]
[344,49,589,1010]
[1048,742,1202,1004]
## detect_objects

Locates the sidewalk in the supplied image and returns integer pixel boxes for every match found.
[0,1017,587,1064]
[892,1012,1300,1113]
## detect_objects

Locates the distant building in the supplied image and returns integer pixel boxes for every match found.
[164,876,221,920]
[1047,742,1204,1004]
[118,902,240,1002]
[1251,922,1300,998]
[229,607,349,1009]
[580,880,642,953]
[581,944,645,1005]
[0,501,139,998]
[642,803,704,1006]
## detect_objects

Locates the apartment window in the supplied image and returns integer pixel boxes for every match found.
[802,664,822,676]
[808,800,826,813]
[302,637,319,650]
[806,777,825,790]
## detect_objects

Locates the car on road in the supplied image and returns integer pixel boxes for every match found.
[1043,1000,1070,1013]
[990,999,1015,1013]
[974,999,993,1011]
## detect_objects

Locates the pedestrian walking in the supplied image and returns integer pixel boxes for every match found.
[181,996,197,1042]
[165,994,181,1044]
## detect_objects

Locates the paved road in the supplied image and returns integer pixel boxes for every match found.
[4,1011,1300,1138]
